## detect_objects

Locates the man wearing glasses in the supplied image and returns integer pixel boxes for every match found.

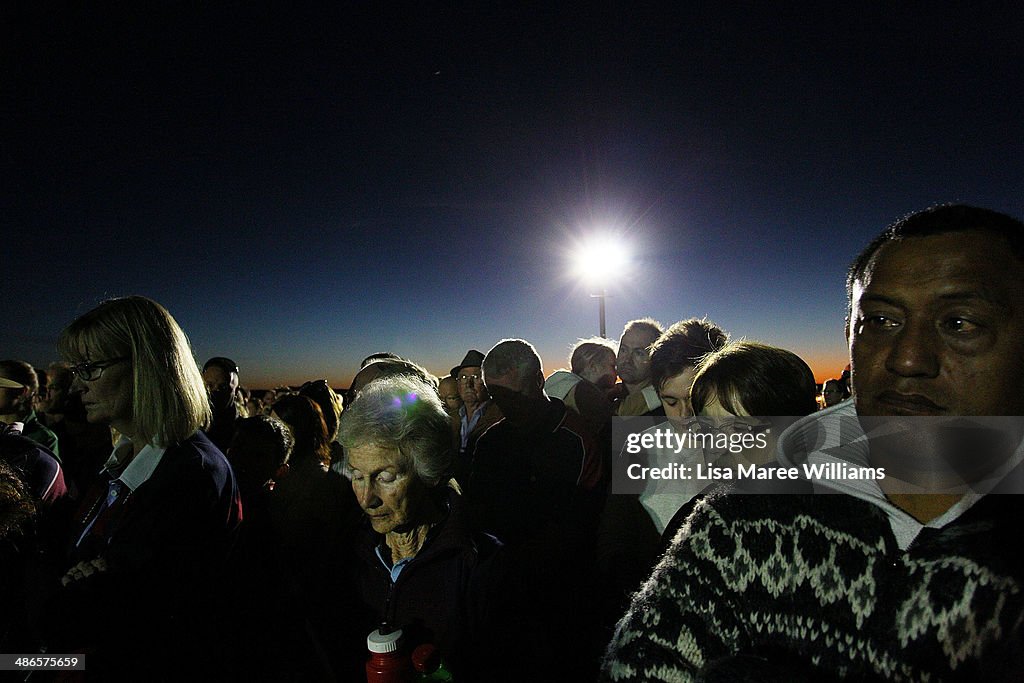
[449,350,502,486]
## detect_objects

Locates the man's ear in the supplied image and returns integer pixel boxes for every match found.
[844,315,851,344]
[17,387,33,410]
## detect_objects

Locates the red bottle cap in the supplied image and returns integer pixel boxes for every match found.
[411,644,440,673]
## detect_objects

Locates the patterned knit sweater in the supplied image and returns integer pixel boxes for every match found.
[600,487,1024,681]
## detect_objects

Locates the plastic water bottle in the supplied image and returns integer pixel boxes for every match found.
[366,627,413,683]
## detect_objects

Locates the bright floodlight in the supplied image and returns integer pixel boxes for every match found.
[572,235,628,285]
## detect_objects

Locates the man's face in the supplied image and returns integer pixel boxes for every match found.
[617,329,658,385]
[437,377,463,416]
[456,366,488,404]
[660,366,697,421]
[821,381,844,407]
[43,377,70,414]
[203,366,239,410]
[849,231,1024,417]
[483,368,544,427]
[582,351,617,390]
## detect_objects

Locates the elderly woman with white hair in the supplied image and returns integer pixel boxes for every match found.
[339,373,505,678]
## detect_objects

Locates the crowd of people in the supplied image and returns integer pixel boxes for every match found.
[2,203,1024,680]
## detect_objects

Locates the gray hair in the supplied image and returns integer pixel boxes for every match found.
[482,339,542,380]
[337,375,452,487]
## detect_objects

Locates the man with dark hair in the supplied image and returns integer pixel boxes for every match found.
[0,360,59,458]
[202,356,241,453]
[614,319,664,416]
[602,204,1024,681]
[649,318,729,420]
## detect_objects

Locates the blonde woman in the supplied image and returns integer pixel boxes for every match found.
[53,296,241,678]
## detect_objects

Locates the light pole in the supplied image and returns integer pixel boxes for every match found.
[592,288,607,338]
[572,234,627,339]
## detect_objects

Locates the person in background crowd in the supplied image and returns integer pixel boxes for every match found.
[38,361,112,498]
[602,204,1024,682]
[270,394,360,616]
[51,295,241,679]
[613,319,664,416]
[0,360,60,458]
[449,349,502,485]
[360,351,402,368]
[32,367,48,417]
[350,357,436,397]
[202,356,242,453]
[225,415,331,680]
[649,319,729,422]
[544,337,617,438]
[437,374,463,417]
[597,318,728,626]
[244,395,263,418]
[470,338,605,678]
[299,378,345,472]
[227,414,293,501]
[260,388,278,414]
[573,337,619,391]
[821,377,851,408]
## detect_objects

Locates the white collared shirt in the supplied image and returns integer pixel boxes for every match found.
[103,436,168,493]
[76,438,168,547]
[779,402,1024,550]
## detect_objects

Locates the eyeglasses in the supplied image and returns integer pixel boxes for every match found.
[457,374,483,385]
[69,358,127,382]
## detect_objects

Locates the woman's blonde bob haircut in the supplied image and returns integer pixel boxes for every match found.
[57,296,212,447]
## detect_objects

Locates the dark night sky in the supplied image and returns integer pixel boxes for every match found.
[5,3,1023,387]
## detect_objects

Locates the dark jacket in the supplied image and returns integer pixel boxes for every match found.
[53,431,241,680]
[467,397,604,551]
[0,431,67,506]
[466,398,608,678]
[350,487,505,678]
[450,401,503,489]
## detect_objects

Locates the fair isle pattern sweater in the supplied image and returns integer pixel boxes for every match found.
[601,489,1024,682]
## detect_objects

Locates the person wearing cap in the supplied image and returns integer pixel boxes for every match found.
[449,350,502,487]
[0,360,60,459]
[202,356,241,453]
